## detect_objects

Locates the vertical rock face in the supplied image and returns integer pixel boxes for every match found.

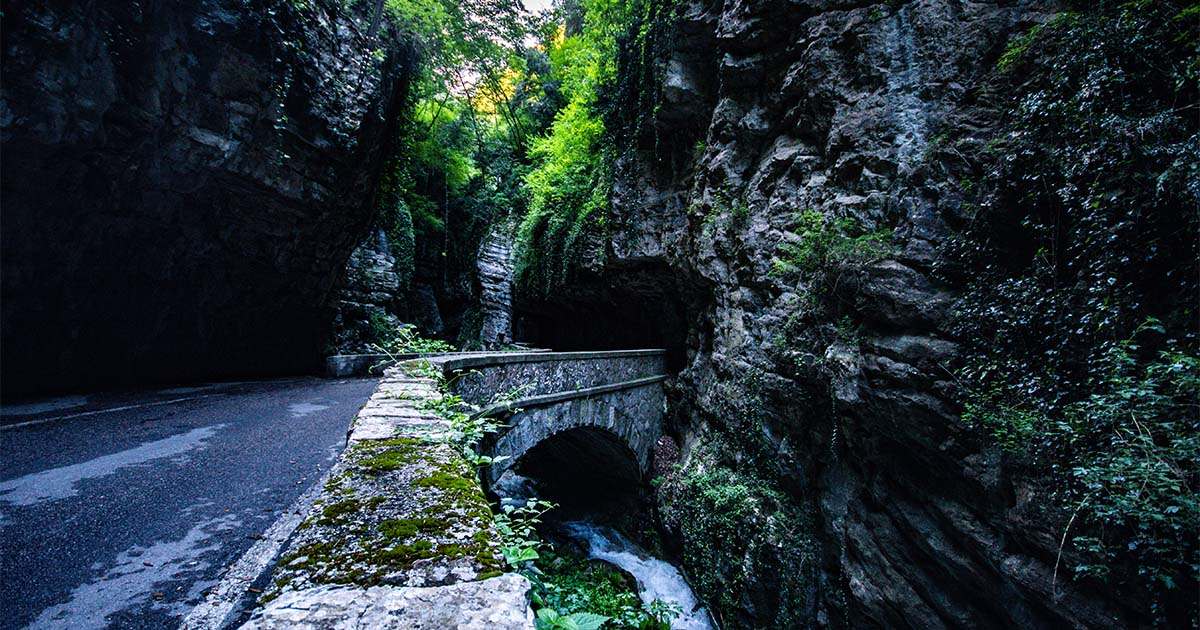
[1,0,413,394]
[583,0,1170,627]
[476,227,516,347]
[330,229,406,353]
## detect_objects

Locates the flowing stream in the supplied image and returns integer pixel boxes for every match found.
[562,521,715,630]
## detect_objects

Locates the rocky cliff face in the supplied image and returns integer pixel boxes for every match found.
[476,226,517,347]
[1,0,413,394]
[573,0,1186,627]
[330,229,407,354]
[331,219,499,354]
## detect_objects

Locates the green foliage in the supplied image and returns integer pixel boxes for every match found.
[657,435,819,628]
[698,192,751,241]
[493,499,556,569]
[379,0,528,103]
[964,325,1200,614]
[489,490,673,629]
[1061,335,1199,590]
[995,20,1051,72]
[516,97,611,295]
[514,0,634,296]
[372,323,455,356]
[374,161,417,289]
[401,358,443,380]
[366,0,683,317]
[608,0,683,152]
[770,210,892,280]
[534,547,676,630]
[535,608,609,630]
[492,500,671,629]
[494,501,672,628]
[941,2,1199,621]
[364,0,544,348]
[961,394,1045,453]
[420,384,525,467]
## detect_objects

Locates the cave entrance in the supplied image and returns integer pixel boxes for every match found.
[513,261,692,372]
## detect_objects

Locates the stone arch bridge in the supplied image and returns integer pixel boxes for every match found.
[241,349,667,629]
[434,350,668,490]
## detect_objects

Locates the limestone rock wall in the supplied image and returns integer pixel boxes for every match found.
[1,0,414,394]
[476,226,517,348]
[583,0,1147,627]
[330,229,407,354]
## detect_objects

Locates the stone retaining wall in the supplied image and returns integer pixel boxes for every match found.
[240,361,532,629]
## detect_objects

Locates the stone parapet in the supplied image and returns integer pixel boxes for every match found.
[240,361,533,629]
[437,350,666,407]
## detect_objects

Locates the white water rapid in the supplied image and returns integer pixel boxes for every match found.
[563,521,716,630]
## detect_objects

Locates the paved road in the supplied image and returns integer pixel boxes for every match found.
[0,377,378,629]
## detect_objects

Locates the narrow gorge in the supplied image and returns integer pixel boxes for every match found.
[1,0,1197,628]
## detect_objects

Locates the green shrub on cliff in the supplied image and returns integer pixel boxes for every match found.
[514,0,632,296]
[1062,337,1199,588]
[656,436,819,628]
[370,323,455,364]
[770,210,892,280]
[516,97,611,296]
[943,1,1199,621]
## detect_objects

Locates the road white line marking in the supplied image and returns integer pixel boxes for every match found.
[1,394,224,430]
[0,424,226,507]
[179,464,336,630]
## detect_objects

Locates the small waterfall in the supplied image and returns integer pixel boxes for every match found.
[476,226,515,347]
[563,521,716,630]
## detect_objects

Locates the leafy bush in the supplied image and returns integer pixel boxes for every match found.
[941,1,1199,621]
[371,323,455,356]
[534,546,674,630]
[513,0,639,296]
[374,162,417,289]
[770,210,892,280]
[534,608,609,630]
[698,193,751,241]
[1061,335,1198,593]
[656,435,819,628]
[494,498,556,569]
[516,99,611,296]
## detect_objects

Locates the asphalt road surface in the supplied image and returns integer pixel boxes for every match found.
[0,377,378,629]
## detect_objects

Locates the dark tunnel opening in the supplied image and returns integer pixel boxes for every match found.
[495,427,647,520]
[512,261,696,372]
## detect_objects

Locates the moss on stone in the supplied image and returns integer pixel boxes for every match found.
[360,436,425,450]
[415,469,477,493]
[279,541,336,572]
[349,437,431,473]
[380,517,444,539]
[318,498,361,525]
[260,370,513,595]
[375,539,435,564]
[359,449,412,471]
[657,434,820,628]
